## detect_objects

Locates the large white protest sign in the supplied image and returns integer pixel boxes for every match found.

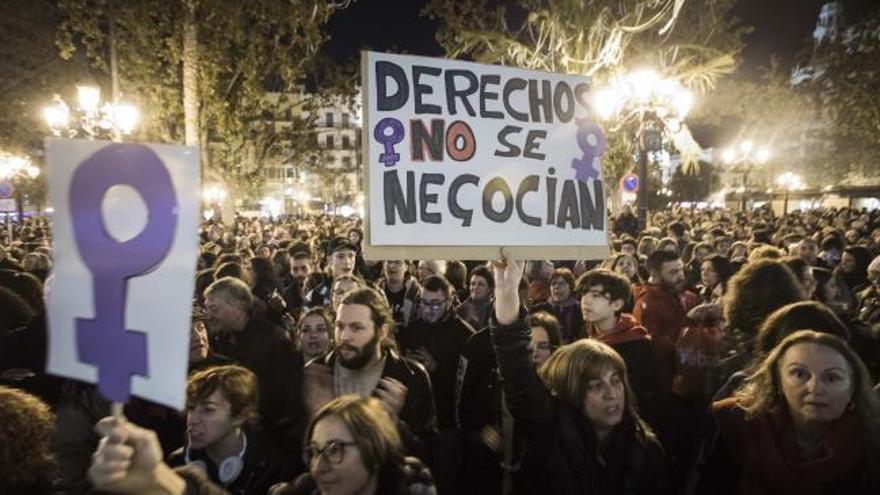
[362,51,609,260]
[46,138,200,410]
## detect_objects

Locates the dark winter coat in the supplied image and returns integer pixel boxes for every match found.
[210,309,304,437]
[269,457,436,495]
[491,315,667,495]
[168,427,287,495]
[396,312,475,430]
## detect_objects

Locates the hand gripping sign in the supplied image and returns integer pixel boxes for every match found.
[47,139,200,409]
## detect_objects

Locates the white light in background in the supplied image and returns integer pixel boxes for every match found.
[260,197,282,217]
[77,85,101,113]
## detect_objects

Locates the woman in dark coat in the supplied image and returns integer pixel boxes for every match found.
[489,252,666,495]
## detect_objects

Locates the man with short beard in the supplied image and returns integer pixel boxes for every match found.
[302,288,437,461]
[632,249,700,393]
[282,242,316,317]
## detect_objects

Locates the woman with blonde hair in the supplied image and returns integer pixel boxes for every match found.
[695,330,880,493]
[490,251,665,494]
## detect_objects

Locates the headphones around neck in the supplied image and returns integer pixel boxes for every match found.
[185,430,248,485]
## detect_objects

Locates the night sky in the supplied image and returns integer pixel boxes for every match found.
[326,0,876,75]
[326,0,875,148]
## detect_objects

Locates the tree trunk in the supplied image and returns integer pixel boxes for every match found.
[108,1,122,142]
[182,0,200,149]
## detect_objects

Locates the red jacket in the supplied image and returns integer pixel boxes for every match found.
[589,313,651,346]
[695,398,873,494]
[632,283,699,389]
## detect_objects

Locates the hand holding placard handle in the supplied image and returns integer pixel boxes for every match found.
[69,144,178,403]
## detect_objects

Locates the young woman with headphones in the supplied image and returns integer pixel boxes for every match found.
[167,364,283,494]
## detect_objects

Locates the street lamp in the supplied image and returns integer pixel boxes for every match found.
[720,140,770,211]
[0,153,39,181]
[202,184,227,220]
[593,69,694,230]
[0,152,41,236]
[43,85,139,140]
[776,172,804,215]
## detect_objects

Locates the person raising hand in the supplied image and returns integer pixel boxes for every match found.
[489,248,666,495]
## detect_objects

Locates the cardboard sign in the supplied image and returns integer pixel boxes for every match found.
[46,138,200,409]
[361,51,609,260]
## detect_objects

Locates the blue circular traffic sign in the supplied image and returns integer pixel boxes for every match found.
[621,173,639,193]
[0,182,14,199]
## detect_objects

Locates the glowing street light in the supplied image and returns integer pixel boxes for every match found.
[776,172,804,215]
[77,85,101,113]
[776,171,804,190]
[0,152,39,181]
[43,96,70,131]
[201,184,227,221]
[592,68,694,229]
[110,103,140,135]
[721,139,771,211]
[755,148,771,164]
[0,152,40,233]
[592,70,694,122]
[43,85,139,140]
[202,185,227,203]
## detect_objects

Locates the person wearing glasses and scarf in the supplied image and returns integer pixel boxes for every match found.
[273,395,436,495]
[396,274,476,493]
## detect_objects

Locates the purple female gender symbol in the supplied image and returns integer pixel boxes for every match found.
[69,144,178,403]
[373,117,405,167]
[571,118,607,183]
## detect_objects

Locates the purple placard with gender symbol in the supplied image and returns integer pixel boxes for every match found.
[69,145,177,402]
[46,138,200,409]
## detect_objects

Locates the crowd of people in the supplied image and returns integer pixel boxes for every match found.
[2,202,880,494]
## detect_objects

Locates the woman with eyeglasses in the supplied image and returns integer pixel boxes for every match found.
[271,395,436,495]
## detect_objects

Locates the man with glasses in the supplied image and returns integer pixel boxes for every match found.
[396,275,475,493]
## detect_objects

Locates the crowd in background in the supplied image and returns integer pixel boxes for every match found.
[2,202,880,494]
